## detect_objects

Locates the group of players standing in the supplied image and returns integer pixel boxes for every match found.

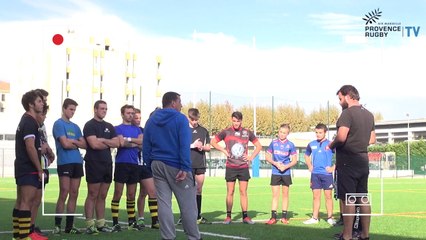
[13,84,374,240]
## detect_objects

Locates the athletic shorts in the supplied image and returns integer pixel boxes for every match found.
[310,173,334,190]
[15,170,49,189]
[85,160,112,184]
[139,165,153,180]
[114,163,140,184]
[57,163,84,178]
[225,167,250,182]
[193,168,206,175]
[336,164,369,201]
[270,175,292,186]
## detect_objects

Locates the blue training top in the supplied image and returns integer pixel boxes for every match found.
[305,139,333,175]
[267,139,297,176]
[115,124,142,164]
[52,118,84,165]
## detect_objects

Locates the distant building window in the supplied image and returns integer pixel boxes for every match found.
[5,134,15,141]
[1,94,4,101]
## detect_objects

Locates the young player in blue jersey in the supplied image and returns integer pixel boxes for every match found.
[111,105,143,231]
[52,98,87,235]
[265,124,298,225]
[303,123,336,226]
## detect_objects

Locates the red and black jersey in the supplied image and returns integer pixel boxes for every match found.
[214,126,258,169]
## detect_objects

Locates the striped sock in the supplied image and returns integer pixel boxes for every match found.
[148,198,158,224]
[127,199,136,225]
[18,210,31,239]
[111,200,120,225]
[12,208,19,239]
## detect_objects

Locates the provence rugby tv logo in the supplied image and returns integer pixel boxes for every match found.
[363,8,421,38]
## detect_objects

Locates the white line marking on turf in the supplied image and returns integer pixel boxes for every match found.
[74,217,250,239]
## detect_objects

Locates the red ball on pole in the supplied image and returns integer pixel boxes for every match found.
[52,34,64,45]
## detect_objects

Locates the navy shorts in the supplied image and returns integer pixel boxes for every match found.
[270,175,292,186]
[310,173,334,190]
[225,167,250,182]
[16,170,49,189]
[57,163,84,178]
[114,163,140,184]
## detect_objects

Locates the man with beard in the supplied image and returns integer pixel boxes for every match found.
[328,85,376,240]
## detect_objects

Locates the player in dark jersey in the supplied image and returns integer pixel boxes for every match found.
[210,111,262,225]
[329,85,376,240]
[188,108,211,224]
[12,90,45,240]
[83,100,119,234]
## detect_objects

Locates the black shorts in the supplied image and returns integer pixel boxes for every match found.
[85,160,112,184]
[193,168,206,175]
[57,163,84,178]
[16,170,49,189]
[225,167,250,182]
[270,175,292,186]
[139,165,153,180]
[336,164,369,201]
[114,163,140,184]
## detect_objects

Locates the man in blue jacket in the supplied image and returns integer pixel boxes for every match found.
[143,92,201,240]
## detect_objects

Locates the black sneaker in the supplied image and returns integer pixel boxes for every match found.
[64,226,82,234]
[335,218,344,226]
[197,216,211,224]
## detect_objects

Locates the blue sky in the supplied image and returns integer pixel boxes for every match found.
[1,0,426,121]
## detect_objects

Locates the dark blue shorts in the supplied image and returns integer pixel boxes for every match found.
[16,170,49,189]
[310,173,334,190]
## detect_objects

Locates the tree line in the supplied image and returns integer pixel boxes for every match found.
[182,100,383,136]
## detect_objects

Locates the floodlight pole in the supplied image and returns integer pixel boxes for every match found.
[406,113,411,171]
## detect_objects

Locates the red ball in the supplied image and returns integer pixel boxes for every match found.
[52,34,64,45]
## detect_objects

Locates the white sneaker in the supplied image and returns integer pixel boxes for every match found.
[303,217,319,224]
[327,218,336,226]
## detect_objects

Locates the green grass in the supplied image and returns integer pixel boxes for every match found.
[1,176,425,239]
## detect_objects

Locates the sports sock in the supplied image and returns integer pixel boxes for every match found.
[127,199,136,225]
[282,210,288,219]
[111,200,120,225]
[86,219,95,228]
[12,208,19,239]
[242,211,248,219]
[65,216,74,230]
[18,210,31,239]
[96,219,106,228]
[271,210,277,219]
[226,211,232,218]
[148,198,159,224]
[54,216,62,227]
[196,194,202,219]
